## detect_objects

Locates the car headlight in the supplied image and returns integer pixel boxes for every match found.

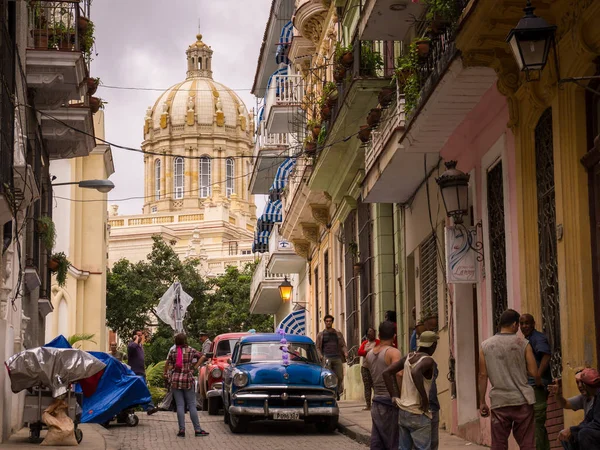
[211,367,223,379]
[233,371,249,388]
[324,373,337,389]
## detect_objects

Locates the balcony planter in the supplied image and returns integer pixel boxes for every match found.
[49,252,70,288]
[378,87,395,108]
[32,29,49,49]
[335,43,354,69]
[395,68,412,94]
[358,125,371,143]
[78,16,90,33]
[36,216,56,252]
[333,65,346,83]
[89,97,107,114]
[366,108,382,128]
[48,258,59,272]
[312,124,321,140]
[415,39,431,59]
[320,104,332,121]
[86,77,99,96]
[304,140,317,155]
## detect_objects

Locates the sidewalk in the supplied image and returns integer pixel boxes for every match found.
[337,400,488,449]
[0,424,119,450]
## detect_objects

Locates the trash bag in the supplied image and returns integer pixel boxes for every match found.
[41,399,78,446]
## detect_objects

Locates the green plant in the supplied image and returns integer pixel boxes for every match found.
[335,42,353,63]
[50,251,71,287]
[425,0,461,23]
[323,81,337,96]
[360,42,384,76]
[307,118,321,129]
[398,43,421,115]
[68,333,96,348]
[348,242,360,260]
[80,19,95,63]
[37,216,56,252]
[317,123,327,146]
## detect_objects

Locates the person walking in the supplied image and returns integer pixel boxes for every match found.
[109,342,124,362]
[366,321,401,449]
[520,313,552,450]
[383,330,439,450]
[550,368,600,449]
[165,333,209,438]
[199,331,212,355]
[315,315,348,398]
[358,327,379,411]
[127,330,158,415]
[479,309,538,450]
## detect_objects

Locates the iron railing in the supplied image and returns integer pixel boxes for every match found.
[0,20,15,197]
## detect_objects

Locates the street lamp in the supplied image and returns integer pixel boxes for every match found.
[278,277,293,302]
[505,0,556,78]
[435,161,470,225]
[52,179,115,193]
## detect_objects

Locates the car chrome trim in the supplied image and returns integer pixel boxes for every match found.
[232,393,335,401]
[228,406,339,417]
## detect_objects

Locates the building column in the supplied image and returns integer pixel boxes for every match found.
[165,155,172,199]
[372,203,395,324]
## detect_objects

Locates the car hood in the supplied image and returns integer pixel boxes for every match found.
[241,362,323,386]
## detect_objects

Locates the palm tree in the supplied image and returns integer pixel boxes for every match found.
[67,333,96,348]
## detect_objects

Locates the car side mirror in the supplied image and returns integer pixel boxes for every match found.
[227,358,232,364]
[205,352,214,359]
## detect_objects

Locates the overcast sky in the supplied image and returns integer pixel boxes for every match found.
[93,0,271,215]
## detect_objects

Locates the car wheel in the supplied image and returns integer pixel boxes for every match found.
[228,413,248,433]
[126,414,139,427]
[207,396,220,415]
[224,408,230,424]
[315,417,338,433]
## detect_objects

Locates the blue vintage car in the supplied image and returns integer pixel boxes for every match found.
[222,333,339,433]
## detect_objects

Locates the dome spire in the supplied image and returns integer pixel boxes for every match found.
[186,32,213,79]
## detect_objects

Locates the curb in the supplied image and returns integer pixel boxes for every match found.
[90,424,121,450]
[336,418,370,446]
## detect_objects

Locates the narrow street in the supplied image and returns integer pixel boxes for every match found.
[111,411,367,450]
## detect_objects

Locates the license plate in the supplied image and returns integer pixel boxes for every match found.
[273,411,299,420]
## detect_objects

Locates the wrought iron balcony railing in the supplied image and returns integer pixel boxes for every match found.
[0,20,15,196]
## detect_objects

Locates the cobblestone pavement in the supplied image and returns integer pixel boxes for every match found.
[111,411,368,450]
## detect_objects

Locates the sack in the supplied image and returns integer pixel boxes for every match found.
[41,399,78,446]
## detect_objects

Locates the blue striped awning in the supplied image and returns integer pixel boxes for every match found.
[260,199,282,223]
[252,241,268,254]
[266,66,288,96]
[277,309,306,336]
[270,157,296,192]
[275,21,293,65]
[256,229,270,245]
[257,105,264,125]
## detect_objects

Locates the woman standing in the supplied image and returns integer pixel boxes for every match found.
[165,333,209,438]
[357,327,379,410]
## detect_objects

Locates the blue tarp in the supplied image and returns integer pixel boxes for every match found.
[44,335,152,424]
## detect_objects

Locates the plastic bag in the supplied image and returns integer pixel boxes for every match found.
[41,399,78,446]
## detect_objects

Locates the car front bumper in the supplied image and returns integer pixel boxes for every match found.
[229,405,338,418]
[207,383,223,398]
[229,390,338,418]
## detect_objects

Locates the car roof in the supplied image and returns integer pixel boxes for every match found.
[214,332,250,341]
[239,333,314,344]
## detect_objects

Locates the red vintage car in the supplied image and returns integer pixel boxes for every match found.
[199,332,249,415]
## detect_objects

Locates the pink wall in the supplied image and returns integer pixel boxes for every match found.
[438,84,520,445]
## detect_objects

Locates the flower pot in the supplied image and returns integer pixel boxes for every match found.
[86,77,99,96]
[78,16,90,33]
[395,69,412,94]
[326,95,337,108]
[333,66,346,83]
[321,104,332,121]
[312,125,321,140]
[304,141,317,155]
[48,258,59,272]
[367,108,382,128]
[378,87,395,108]
[32,29,48,49]
[89,97,101,114]
[416,40,431,58]
[358,125,371,143]
[341,51,354,68]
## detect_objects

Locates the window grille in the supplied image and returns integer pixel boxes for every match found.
[229,241,238,256]
[199,157,211,198]
[173,157,184,199]
[226,158,234,197]
[419,233,438,316]
[151,206,157,214]
[324,251,330,315]
[154,159,161,200]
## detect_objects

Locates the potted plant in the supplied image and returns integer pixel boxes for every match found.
[304,136,317,155]
[348,242,361,275]
[86,77,100,96]
[393,52,416,94]
[317,123,327,147]
[360,42,384,77]
[49,252,71,288]
[425,0,461,27]
[333,65,346,83]
[357,125,371,143]
[335,42,354,68]
[89,97,107,114]
[36,216,56,252]
[80,19,95,63]
[402,43,422,116]
[308,119,321,140]
[320,100,332,121]
[323,81,338,102]
[378,86,395,108]
[367,108,382,128]
[414,37,431,59]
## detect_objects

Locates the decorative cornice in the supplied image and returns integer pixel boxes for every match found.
[301,223,319,244]
[294,0,329,46]
[292,239,311,260]
[311,204,330,227]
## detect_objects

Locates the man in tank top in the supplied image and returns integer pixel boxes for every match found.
[479,309,538,450]
[382,331,439,450]
[366,321,401,449]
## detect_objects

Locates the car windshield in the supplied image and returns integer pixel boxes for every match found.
[215,338,239,357]
[237,342,319,364]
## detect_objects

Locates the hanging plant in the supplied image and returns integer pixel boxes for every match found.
[333,65,346,83]
[36,216,56,252]
[49,252,71,288]
[366,108,382,128]
[335,42,354,68]
[360,42,384,77]
[415,37,431,59]
[317,123,327,147]
[304,136,317,155]
[86,77,100,96]
[308,119,322,140]
[378,86,395,108]
[357,125,371,143]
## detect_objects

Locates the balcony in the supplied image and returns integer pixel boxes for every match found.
[267,227,306,274]
[0,21,15,224]
[249,124,291,195]
[358,0,426,41]
[26,1,91,109]
[40,105,95,159]
[249,254,290,315]
[264,74,304,134]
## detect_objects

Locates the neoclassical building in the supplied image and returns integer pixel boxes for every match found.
[108,34,257,276]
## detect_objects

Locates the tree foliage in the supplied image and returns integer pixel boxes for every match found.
[106,235,274,365]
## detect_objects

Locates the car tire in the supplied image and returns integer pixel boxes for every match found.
[207,396,220,415]
[228,413,248,433]
[315,417,338,433]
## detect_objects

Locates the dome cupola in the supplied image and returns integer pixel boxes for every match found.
[186,33,213,79]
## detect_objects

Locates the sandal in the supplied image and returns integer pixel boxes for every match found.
[177,430,185,438]
[195,430,209,437]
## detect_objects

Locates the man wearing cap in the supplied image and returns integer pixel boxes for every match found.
[382,330,439,450]
[549,368,597,418]
[553,368,600,449]
[479,309,538,450]
[199,332,212,356]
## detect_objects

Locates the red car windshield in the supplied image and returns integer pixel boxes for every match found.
[215,338,239,357]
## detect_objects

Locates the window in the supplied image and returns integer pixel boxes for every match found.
[226,158,234,197]
[241,250,251,255]
[199,156,211,198]
[154,159,161,200]
[419,233,438,316]
[173,157,184,199]
[314,266,320,331]
[150,206,157,214]
[229,241,238,256]
[324,251,330,315]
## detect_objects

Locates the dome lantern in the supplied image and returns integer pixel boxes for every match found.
[186,34,213,79]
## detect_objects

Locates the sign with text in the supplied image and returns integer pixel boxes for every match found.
[445,226,480,284]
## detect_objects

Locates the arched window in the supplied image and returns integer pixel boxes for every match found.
[226,158,234,197]
[154,159,161,200]
[198,58,202,69]
[199,156,211,198]
[173,157,184,199]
